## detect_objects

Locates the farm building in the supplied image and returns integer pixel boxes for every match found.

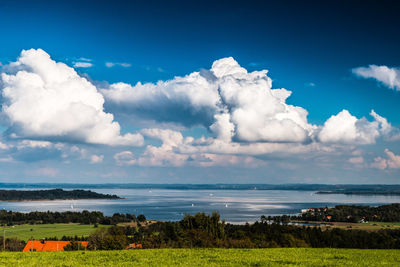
[126,243,143,249]
[22,240,88,252]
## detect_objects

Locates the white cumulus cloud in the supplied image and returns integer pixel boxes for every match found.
[114,151,136,166]
[102,57,316,143]
[348,156,364,164]
[90,154,104,164]
[17,140,53,149]
[114,128,268,167]
[317,110,390,145]
[210,113,235,142]
[0,49,143,146]
[371,149,400,170]
[139,128,189,166]
[352,65,400,91]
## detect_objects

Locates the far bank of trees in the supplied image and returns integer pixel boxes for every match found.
[0,189,120,201]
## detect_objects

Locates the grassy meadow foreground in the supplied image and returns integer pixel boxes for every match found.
[1,248,400,266]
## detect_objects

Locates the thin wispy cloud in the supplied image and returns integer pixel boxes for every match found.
[77,57,92,62]
[105,62,131,68]
[73,62,93,68]
[304,82,315,87]
[352,65,400,91]
[29,167,59,177]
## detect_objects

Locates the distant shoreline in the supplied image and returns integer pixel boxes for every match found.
[0,198,124,202]
[0,189,121,201]
[1,183,400,191]
[316,191,400,196]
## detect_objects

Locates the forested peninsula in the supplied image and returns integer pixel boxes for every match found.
[0,189,120,201]
[316,190,400,195]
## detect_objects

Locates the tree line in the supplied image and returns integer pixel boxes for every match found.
[0,210,145,226]
[56,212,400,250]
[0,189,120,201]
[128,212,400,249]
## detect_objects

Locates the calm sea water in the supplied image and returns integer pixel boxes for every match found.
[1,189,400,222]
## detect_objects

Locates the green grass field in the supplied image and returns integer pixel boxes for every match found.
[0,248,400,266]
[0,224,110,241]
[296,220,400,231]
[366,221,400,226]
[322,221,400,231]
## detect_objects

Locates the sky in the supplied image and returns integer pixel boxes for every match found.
[0,0,399,184]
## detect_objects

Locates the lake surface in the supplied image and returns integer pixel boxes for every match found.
[1,189,400,222]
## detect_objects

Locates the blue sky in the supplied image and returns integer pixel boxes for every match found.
[0,0,399,183]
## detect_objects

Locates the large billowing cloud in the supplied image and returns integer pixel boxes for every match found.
[0,49,143,146]
[101,70,220,128]
[102,57,316,143]
[352,65,400,91]
[103,57,398,146]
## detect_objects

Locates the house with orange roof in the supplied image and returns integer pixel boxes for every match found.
[126,242,143,249]
[23,240,88,252]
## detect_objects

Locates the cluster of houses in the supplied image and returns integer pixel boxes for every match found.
[22,240,142,252]
[301,208,377,223]
[301,207,328,213]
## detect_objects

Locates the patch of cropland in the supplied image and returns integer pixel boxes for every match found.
[0,223,111,241]
[1,248,400,266]
[0,189,120,201]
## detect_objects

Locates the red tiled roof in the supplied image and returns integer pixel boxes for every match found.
[23,240,88,252]
[126,243,143,249]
